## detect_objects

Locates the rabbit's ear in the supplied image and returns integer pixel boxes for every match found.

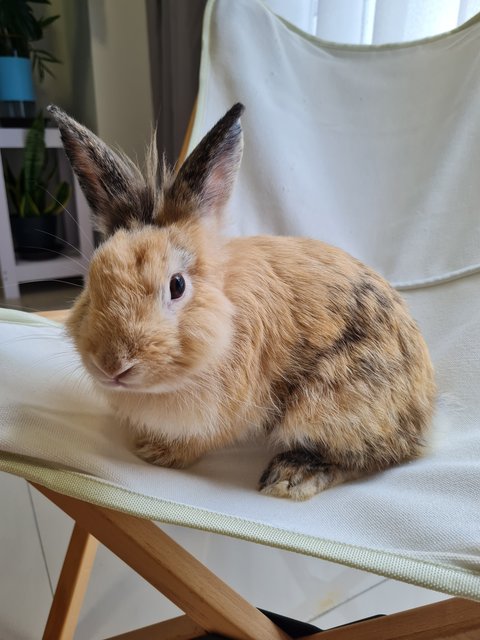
[47,105,156,238]
[164,103,244,223]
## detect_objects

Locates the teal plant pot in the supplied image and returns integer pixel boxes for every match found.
[0,56,36,124]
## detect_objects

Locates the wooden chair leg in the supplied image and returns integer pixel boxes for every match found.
[33,484,290,640]
[42,522,98,640]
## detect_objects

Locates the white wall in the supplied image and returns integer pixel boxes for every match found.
[87,0,154,161]
[35,0,153,161]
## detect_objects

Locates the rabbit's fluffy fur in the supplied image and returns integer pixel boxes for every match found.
[49,103,436,500]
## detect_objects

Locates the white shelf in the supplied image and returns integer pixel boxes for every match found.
[14,253,89,284]
[0,126,94,299]
[0,127,62,149]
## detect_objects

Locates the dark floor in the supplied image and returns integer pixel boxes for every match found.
[0,277,83,313]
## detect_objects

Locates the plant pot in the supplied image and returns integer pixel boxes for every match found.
[0,56,36,126]
[10,215,61,260]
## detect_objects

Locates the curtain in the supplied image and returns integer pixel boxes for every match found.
[146,0,207,165]
[265,0,480,44]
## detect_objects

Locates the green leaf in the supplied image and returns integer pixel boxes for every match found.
[5,182,16,200]
[30,47,61,82]
[37,60,45,82]
[38,15,60,29]
[19,194,26,217]
[43,160,57,185]
[24,112,45,197]
[4,161,20,209]
[55,181,70,204]
[6,184,20,215]
[45,181,70,215]
[3,161,16,190]
[25,193,41,216]
[39,61,56,80]
[31,48,61,62]
[34,184,46,212]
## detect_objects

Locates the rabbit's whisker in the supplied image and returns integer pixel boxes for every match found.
[40,186,93,250]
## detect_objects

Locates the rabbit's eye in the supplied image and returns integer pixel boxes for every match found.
[170,273,186,300]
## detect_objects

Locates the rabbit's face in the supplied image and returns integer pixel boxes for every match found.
[68,224,234,393]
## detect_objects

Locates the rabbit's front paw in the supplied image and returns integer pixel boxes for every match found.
[259,450,340,500]
[134,434,198,469]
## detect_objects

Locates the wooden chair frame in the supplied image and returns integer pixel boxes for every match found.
[29,310,480,640]
[33,482,480,640]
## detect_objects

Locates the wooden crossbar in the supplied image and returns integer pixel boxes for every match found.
[105,614,206,640]
[303,597,480,640]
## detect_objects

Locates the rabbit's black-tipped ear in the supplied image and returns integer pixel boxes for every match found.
[47,105,155,238]
[164,103,244,223]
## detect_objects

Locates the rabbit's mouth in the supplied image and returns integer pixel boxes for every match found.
[93,374,142,392]
[100,378,132,390]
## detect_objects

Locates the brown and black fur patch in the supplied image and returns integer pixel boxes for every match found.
[264,274,398,432]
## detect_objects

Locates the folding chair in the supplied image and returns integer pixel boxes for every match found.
[2,0,480,637]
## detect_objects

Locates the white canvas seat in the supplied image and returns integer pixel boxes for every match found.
[1,0,480,634]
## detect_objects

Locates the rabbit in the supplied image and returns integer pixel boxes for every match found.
[48,103,436,501]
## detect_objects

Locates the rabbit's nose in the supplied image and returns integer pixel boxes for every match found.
[90,355,134,383]
[114,364,134,382]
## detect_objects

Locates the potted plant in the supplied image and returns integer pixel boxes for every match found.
[0,0,60,124]
[4,111,71,260]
